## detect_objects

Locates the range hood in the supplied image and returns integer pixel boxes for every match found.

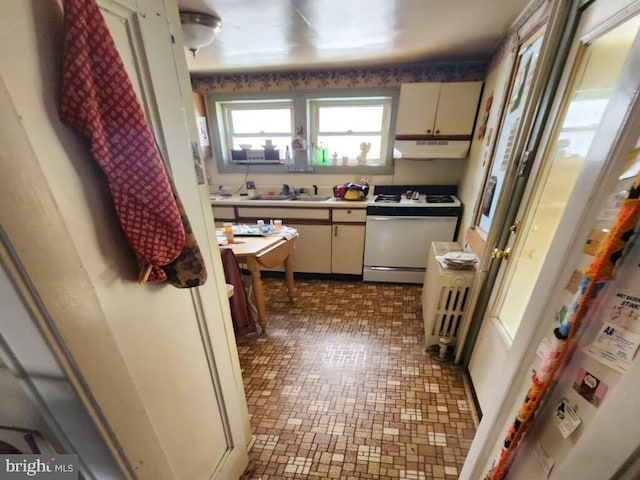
[393,139,471,159]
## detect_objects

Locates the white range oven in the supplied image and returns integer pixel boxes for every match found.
[363,185,461,284]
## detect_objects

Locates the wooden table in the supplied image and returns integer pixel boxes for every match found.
[221,234,297,333]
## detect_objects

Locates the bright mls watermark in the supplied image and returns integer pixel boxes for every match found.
[0,455,77,479]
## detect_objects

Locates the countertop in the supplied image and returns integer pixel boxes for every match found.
[210,195,369,208]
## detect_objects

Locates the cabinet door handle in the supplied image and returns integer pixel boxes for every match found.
[334,225,338,237]
[426,129,432,134]
[435,129,440,134]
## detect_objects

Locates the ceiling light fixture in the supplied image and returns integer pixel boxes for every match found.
[179,11,222,58]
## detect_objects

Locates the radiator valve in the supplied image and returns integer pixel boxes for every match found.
[436,337,451,362]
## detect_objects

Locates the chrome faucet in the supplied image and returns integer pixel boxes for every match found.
[280,184,293,196]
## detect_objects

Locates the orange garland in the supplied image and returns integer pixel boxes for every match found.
[485,174,640,480]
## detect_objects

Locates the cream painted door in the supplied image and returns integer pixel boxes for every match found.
[469,1,640,413]
[395,83,441,135]
[331,225,365,274]
[435,82,483,136]
[0,0,249,478]
[331,208,366,275]
[289,224,333,273]
[463,29,547,398]
[395,82,483,137]
[101,1,251,477]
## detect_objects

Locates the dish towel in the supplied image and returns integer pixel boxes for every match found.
[277,226,298,240]
[60,0,206,287]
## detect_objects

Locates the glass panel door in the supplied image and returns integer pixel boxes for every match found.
[477,33,545,234]
[494,13,640,339]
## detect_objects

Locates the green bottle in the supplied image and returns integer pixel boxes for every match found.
[316,142,327,165]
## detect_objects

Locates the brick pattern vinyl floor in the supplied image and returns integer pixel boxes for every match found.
[237,278,477,479]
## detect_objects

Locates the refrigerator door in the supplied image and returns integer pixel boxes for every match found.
[461,3,640,479]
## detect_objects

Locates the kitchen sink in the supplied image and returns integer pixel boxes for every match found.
[290,196,332,201]
[248,194,294,201]
[247,194,332,201]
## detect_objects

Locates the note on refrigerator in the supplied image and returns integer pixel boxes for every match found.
[554,399,582,438]
[584,322,640,373]
[534,442,554,478]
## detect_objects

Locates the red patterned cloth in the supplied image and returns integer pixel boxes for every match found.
[60,0,184,281]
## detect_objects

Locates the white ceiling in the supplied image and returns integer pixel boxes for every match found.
[178,0,533,74]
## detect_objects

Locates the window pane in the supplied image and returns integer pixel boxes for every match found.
[231,136,291,159]
[230,108,292,134]
[316,135,383,166]
[318,105,384,132]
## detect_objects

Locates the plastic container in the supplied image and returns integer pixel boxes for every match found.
[223,222,234,243]
[257,219,271,233]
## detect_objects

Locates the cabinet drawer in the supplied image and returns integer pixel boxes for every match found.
[236,207,330,221]
[332,208,366,223]
[212,206,235,219]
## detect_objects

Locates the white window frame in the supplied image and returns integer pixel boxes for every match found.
[218,99,294,161]
[308,96,394,167]
[206,88,398,174]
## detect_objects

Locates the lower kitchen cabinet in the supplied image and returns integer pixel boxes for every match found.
[331,224,365,274]
[331,207,366,275]
[287,223,332,273]
[212,202,367,275]
[234,206,333,273]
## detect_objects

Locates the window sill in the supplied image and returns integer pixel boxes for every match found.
[217,163,393,175]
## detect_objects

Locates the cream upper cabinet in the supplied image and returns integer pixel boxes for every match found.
[395,82,483,138]
[395,83,441,136]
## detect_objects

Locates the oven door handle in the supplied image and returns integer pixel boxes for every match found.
[367,216,453,221]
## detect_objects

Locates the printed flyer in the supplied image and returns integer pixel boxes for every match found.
[584,322,640,372]
[608,290,640,331]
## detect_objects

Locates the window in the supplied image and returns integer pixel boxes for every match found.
[217,99,294,164]
[308,97,393,167]
[207,89,397,173]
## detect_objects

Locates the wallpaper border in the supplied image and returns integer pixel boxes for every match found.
[192,60,487,94]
